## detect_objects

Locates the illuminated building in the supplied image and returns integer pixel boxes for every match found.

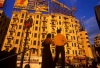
[0,10,10,50]
[1,0,94,65]
[1,10,93,63]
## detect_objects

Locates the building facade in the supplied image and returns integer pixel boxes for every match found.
[94,34,100,47]
[1,10,93,63]
[79,30,93,58]
[0,10,10,50]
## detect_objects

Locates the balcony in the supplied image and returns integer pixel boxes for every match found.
[11,22,17,25]
[42,19,48,22]
[51,30,55,33]
[42,31,47,34]
[66,46,71,49]
[51,18,56,21]
[63,20,69,24]
[7,35,13,39]
[65,27,69,29]
[65,32,70,35]
[9,28,15,32]
[5,43,12,47]
[77,41,82,44]
[51,24,56,27]
[42,24,47,28]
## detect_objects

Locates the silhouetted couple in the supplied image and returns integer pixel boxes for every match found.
[41,29,67,68]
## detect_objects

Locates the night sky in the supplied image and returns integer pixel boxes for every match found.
[3,0,100,45]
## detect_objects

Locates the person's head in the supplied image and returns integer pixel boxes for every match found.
[46,33,51,38]
[57,29,61,33]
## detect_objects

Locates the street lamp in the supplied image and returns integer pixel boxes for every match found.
[20,16,33,68]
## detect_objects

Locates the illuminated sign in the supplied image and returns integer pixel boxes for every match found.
[14,0,49,12]
[14,0,35,10]
[0,0,5,8]
[37,1,49,12]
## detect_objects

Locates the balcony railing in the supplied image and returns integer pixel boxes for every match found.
[42,19,47,22]
[42,25,47,28]
[51,30,55,33]
[51,18,56,21]
[11,22,17,25]
[5,43,12,47]
[7,35,13,39]
[9,28,15,32]
[51,24,56,27]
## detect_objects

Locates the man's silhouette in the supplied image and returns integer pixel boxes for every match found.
[53,29,67,68]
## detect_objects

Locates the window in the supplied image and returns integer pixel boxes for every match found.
[15,39,19,44]
[88,45,90,47]
[52,34,54,38]
[52,22,54,25]
[10,32,13,36]
[85,33,88,35]
[74,43,76,47]
[52,49,54,53]
[42,35,45,38]
[66,36,68,40]
[73,50,74,54]
[38,41,40,46]
[41,48,43,55]
[5,46,9,52]
[8,39,11,43]
[44,17,46,19]
[35,27,38,30]
[32,48,35,54]
[87,41,89,43]
[73,36,75,40]
[43,28,45,31]
[33,40,36,45]
[37,15,39,18]
[73,30,74,33]
[36,21,38,24]
[72,24,73,27]
[17,32,20,36]
[20,19,23,23]
[67,50,69,54]
[71,19,73,22]
[71,36,73,40]
[19,25,22,29]
[59,16,61,19]
[52,15,54,18]
[72,43,73,47]
[75,50,77,55]
[22,14,24,18]
[86,37,88,39]
[15,14,18,17]
[34,33,37,37]
[66,43,69,47]
[59,22,61,25]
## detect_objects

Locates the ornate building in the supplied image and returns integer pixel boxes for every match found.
[1,10,93,64]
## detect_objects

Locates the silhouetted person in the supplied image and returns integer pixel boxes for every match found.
[41,33,54,68]
[24,64,30,68]
[9,47,17,68]
[53,29,67,68]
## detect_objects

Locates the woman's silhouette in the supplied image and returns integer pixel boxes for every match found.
[41,33,54,68]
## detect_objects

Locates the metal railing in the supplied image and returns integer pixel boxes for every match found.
[0,48,34,62]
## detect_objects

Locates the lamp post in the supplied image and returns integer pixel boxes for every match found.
[20,17,33,68]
